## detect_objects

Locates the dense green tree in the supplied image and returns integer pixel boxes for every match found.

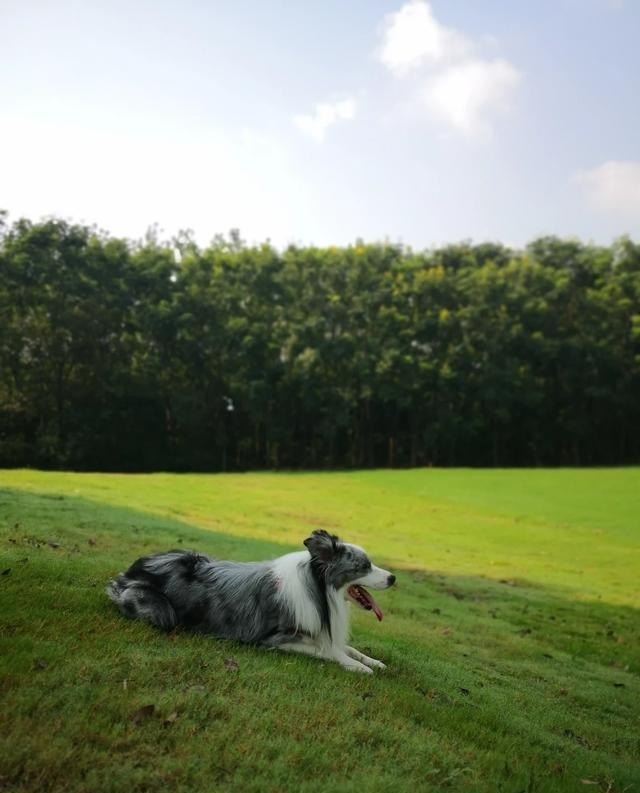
[1,216,638,470]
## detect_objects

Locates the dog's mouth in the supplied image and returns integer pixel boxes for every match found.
[347,585,383,621]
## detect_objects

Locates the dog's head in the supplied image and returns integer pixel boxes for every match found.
[303,529,395,621]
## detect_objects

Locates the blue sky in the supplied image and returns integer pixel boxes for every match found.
[1,0,639,248]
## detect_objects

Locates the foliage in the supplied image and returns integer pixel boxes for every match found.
[1,217,639,469]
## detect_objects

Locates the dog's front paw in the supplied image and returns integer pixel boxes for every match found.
[367,659,386,670]
[343,662,374,674]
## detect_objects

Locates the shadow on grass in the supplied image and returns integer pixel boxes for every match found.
[2,484,638,676]
[2,486,640,793]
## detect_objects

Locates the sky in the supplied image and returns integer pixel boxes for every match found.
[1,0,639,249]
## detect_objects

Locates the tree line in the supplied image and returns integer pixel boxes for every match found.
[1,213,639,470]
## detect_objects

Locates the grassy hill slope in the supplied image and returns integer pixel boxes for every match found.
[1,468,639,793]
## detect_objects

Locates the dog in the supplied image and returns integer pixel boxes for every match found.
[107,529,395,673]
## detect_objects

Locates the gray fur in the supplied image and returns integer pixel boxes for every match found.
[324,543,372,590]
[107,550,300,646]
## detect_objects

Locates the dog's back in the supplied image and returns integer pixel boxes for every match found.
[107,550,298,644]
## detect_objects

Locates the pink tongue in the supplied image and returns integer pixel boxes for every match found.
[361,587,383,622]
[371,599,384,622]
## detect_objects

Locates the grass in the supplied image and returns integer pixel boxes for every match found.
[1,468,639,793]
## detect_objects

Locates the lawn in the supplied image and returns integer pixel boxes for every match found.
[1,468,639,793]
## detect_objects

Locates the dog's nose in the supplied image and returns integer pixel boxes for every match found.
[388,574,396,586]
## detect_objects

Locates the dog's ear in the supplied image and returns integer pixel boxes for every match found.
[304,529,341,562]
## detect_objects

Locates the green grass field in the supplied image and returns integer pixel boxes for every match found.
[1,468,639,793]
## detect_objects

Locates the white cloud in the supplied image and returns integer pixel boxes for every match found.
[376,1,521,139]
[293,98,356,143]
[424,58,521,138]
[378,0,470,76]
[574,161,640,217]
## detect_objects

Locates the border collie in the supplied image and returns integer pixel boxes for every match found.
[107,529,395,673]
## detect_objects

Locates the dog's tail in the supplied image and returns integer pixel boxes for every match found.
[106,573,177,631]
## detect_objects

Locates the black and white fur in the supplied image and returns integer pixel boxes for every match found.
[107,529,395,673]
